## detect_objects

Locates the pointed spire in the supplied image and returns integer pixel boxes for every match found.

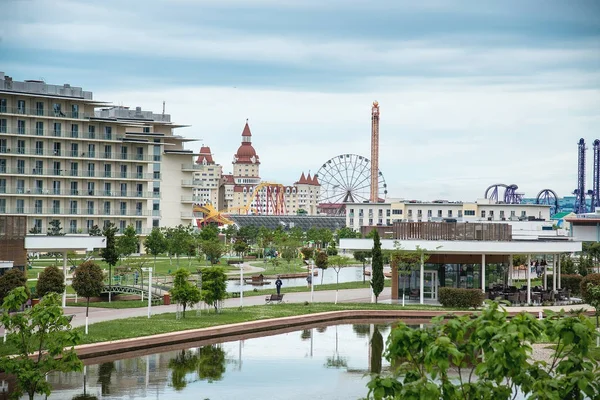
[242,120,252,137]
[312,174,320,186]
[306,172,312,183]
[298,172,306,184]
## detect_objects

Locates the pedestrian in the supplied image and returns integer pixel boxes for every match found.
[306,273,312,288]
[275,276,283,295]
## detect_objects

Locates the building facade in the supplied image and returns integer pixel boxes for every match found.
[0,72,196,234]
[346,199,552,231]
[191,146,223,210]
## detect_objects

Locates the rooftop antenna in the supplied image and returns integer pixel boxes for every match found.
[162,101,166,116]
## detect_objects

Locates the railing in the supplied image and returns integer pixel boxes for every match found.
[0,145,152,161]
[0,166,154,180]
[0,188,154,198]
[361,222,513,241]
[181,180,203,186]
[1,207,154,216]
[181,164,204,170]
[181,196,206,202]
[0,106,94,120]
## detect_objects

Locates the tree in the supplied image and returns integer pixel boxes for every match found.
[197,345,226,382]
[167,225,193,266]
[72,261,104,334]
[199,224,219,242]
[201,239,226,265]
[0,288,82,400]
[171,268,202,318]
[100,223,119,302]
[337,226,359,240]
[223,224,238,246]
[371,230,384,303]
[0,268,29,301]
[97,362,115,396]
[328,255,350,303]
[233,239,249,257]
[354,250,372,284]
[366,302,600,400]
[47,219,65,236]
[315,250,329,284]
[237,226,259,245]
[88,224,102,236]
[306,227,319,247]
[326,242,338,256]
[318,228,334,248]
[300,247,314,261]
[168,349,199,390]
[116,225,139,261]
[28,226,41,234]
[144,227,168,270]
[281,245,296,268]
[200,266,227,312]
[35,265,65,299]
[370,325,384,374]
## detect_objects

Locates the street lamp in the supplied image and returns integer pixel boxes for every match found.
[366,257,373,303]
[308,259,315,303]
[141,267,153,318]
[239,262,244,308]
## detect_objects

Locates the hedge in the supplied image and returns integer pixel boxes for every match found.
[438,288,484,309]
[545,274,583,295]
[580,273,600,304]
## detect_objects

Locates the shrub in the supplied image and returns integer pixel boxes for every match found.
[36,265,65,298]
[438,288,484,309]
[0,268,29,301]
[580,273,600,304]
[545,274,583,295]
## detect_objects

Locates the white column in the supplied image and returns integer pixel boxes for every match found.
[508,255,513,286]
[147,268,152,318]
[526,254,531,304]
[543,255,547,291]
[481,254,486,293]
[62,251,67,308]
[558,255,562,289]
[419,253,424,305]
[240,264,244,308]
[553,254,557,291]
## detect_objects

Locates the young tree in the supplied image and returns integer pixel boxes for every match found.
[353,250,372,284]
[281,245,296,268]
[171,268,202,318]
[300,247,314,261]
[328,255,350,304]
[223,224,238,247]
[144,227,168,270]
[117,224,139,261]
[199,224,219,242]
[46,219,65,236]
[370,230,384,303]
[72,261,104,334]
[28,226,41,234]
[0,288,82,400]
[100,223,119,302]
[315,250,329,284]
[337,226,359,240]
[0,268,29,301]
[233,239,249,257]
[201,239,226,265]
[366,303,600,400]
[326,242,338,256]
[168,225,193,266]
[318,228,333,248]
[35,265,65,298]
[200,266,227,313]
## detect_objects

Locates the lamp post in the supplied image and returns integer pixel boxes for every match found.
[366,257,373,303]
[239,262,244,308]
[142,267,153,318]
[309,259,315,303]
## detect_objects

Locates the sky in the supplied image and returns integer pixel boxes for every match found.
[1,0,599,202]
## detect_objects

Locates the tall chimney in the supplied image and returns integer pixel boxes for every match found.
[370,101,380,203]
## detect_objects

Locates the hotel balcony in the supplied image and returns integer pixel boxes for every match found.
[0,187,154,199]
[0,128,123,142]
[1,207,155,217]
[0,106,94,120]
[0,167,154,180]
[0,146,154,162]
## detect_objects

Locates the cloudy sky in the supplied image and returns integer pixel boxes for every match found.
[1,0,599,201]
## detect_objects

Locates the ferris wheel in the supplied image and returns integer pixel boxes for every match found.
[317,154,387,211]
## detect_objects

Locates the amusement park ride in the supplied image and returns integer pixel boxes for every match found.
[483,138,600,215]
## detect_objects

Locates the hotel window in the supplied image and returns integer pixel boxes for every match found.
[408,210,413,217]
[120,202,127,215]
[104,145,112,159]
[0,179,5,193]
[521,210,526,217]
[86,220,94,232]
[448,210,453,217]
[35,141,43,155]
[17,100,25,114]
[104,164,111,178]
[0,198,5,213]
[511,210,516,217]
[104,126,112,140]
[53,122,61,136]
[53,103,64,117]
[69,200,78,214]
[104,182,111,196]
[458,210,463,218]
[120,220,127,231]
[53,142,61,156]
[70,162,78,177]
[121,146,128,160]
[71,124,79,138]
[36,102,44,116]
[16,199,24,213]
[136,147,144,160]
[17,159,25,174]
[16,179,24,193]
[17,140,25,154]
[34,160,43,174]
[136,202,142,216]
[71,143,79,157]
[17,120,25,134]
[52,200,60,214]
[437,210,442,217]
[500,210,505,219]
[87,201,94,214]
[87,163,95,177]
[88,143,95,157]
[427,210,432,218]
[0,98,6,112]
[143,127,150,133]
[120,165,127,178]
[88,125,95,139]
[71,104,79,118]
[103,201,111,214]
[70,181,78,195]
[489,210,494,219]
[34,219,42,232]
[35,121,43,135]
[120,183,127,197]
[53,181,61,195]
[87,182,95,195]
[135,220,142,234]
[0,119,6,133]
[69,220,77,233]
[481,210,486,218]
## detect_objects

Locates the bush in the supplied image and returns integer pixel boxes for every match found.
[438,288,484,309]
[247,252,259,258]
[580,273,600,304]
[0,268,29,301]
[36,265,65,298]
[546,274,583,295]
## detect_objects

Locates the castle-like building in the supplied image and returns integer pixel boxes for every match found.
[192,122,320,215]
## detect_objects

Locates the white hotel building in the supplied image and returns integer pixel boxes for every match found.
[0,72,197,234]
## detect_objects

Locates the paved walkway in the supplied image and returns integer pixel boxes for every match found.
[60,287,594,329]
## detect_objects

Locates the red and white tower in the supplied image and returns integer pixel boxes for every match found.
[370,101,380,203]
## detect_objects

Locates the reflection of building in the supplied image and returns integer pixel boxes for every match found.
[340,221,581,304]
[204,122,321,215]
[0,72,197,234]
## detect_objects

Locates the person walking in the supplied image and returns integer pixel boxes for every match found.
[306,273,312,288]
[275,276,283,295]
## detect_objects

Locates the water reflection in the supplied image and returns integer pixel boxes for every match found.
[18,322,400,399]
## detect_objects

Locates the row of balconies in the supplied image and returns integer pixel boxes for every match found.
[0,128,122,142]
[0,106,94,120]
[0,147,155,162]
[0,207,158,217]
[0,187,156,198]
[0,167,155,180]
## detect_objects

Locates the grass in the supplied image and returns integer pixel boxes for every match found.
[68,300,153,309]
